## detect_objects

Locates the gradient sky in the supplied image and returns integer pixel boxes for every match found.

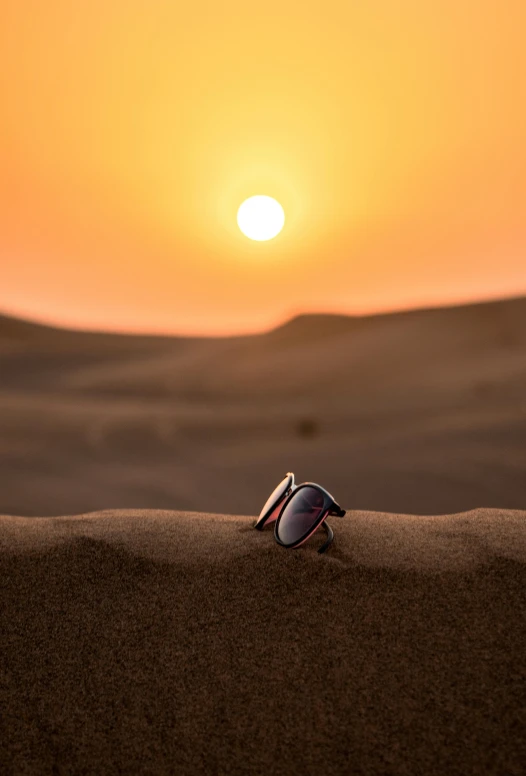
[1,0,525,335]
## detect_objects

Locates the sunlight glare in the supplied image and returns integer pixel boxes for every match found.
[237,195,285,241]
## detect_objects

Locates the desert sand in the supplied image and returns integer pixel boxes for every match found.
[1,298,525,772]
[1,296,526,518]
[1,507,525,774]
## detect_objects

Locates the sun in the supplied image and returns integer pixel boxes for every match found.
[237,195,285,241]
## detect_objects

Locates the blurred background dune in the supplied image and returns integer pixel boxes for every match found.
[1,295,525,517]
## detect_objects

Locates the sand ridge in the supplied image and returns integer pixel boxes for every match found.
[1,509,525,774]
[2,507,525,571]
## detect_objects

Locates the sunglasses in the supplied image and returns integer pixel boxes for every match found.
[254,472,346,553]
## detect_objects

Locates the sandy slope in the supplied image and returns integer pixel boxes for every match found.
[1,508,525,775]
[1,297,526,517]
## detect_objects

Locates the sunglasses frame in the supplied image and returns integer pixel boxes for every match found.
[274,482,346,554]
[254,472,296,531]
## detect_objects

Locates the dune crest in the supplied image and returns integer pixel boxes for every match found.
[1,507,525,774]
[2,506,526,571]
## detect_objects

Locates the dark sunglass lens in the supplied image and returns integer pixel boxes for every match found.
[258,475,291,522]
[277,486,326,545]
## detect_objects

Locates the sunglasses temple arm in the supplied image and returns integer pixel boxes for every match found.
[318,521,334,554]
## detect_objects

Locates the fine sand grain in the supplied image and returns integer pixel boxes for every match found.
[1,508,525,775]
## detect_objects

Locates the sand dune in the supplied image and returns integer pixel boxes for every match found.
[1,297,526,517]
[1,508,525,774]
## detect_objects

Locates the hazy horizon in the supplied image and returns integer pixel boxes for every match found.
[2,288,526,338]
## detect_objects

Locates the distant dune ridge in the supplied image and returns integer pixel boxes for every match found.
[1,296,526,517]
[1,507,525,774]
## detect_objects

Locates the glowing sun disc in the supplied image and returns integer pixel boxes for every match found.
[237,195,285,241]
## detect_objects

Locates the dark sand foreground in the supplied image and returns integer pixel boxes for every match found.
[1,509,525,775]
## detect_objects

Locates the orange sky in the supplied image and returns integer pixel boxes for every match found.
[1,0,526,335]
